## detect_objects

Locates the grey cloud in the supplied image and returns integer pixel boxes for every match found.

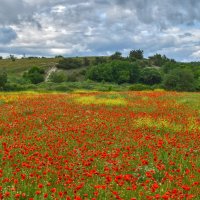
[0,27,17,44]
[0,0,200,61]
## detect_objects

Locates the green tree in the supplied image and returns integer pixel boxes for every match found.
[28,66,45,74]
[9,54,16,61]
[23,67,45,84]
[148,54,171,67]
[129,62,140,83]
[28,72,44,84]
[110,51,122,60]
[140,68,162,85]
[129,49,143,60]
[86,60,140,84]
[163,68,195,91]
[55,55,64,58]
[162,61,179,73]
[57,58,82,69]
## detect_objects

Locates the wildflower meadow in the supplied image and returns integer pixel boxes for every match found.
[0,91,199,199]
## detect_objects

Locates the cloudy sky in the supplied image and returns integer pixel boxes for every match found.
[1,0,200,61]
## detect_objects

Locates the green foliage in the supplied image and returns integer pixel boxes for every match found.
[129,63,140,83]
[4,83,25,91]
[1,51,200,92]
[86,60,140,84]
[23,66,45,84]
[148,54,173,67]
[0,70,7,89]
[0,57,61,76]
[49,71,68,83]
[57,58,82,69]
[129,49,143,60]
[67,72,78,82]
[55,55,64,58]
[140,68,162,85]
[163,68,195,91]
[129,84,152,91]
[28,73,44,84]
[162,61,179,73]
[110,51,122,60]
[93,57,107,65]
[9,54,16,62]
[28,66,45,74]
[83,57,90,67]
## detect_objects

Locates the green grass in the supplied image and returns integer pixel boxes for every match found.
[177,93,200,111]
[0,58,61,75]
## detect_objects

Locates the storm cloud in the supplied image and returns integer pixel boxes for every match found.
[0,0,200,61]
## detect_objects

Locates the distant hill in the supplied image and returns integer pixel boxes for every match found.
[0,58,61,76]
[0,52,199,92]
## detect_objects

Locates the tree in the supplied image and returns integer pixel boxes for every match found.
[9,54,16,61]
[0,70,7,89]
[163,68,195,91]
[86,60,140,84]
[23,66,45,84]
[55,55,64,58]
[28,66,45,74]
[28,73,44,84]
[0,56,3,60]
[129,49,143,60]
[129,62,141,83]
[148,54,170,67]
[57,58,82,69]
[110,51,122,60]
[140,68,162,85]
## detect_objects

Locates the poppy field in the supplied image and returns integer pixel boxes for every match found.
[0,91,200,200]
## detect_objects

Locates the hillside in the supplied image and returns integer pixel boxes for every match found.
[0,52,200,92]
[0,58,61,76]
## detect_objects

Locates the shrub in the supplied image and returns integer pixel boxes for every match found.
[57,58,82,69]
[4,83,25,91]
[0,70,7,90]
[23,67,45,84]
[129,84,152,91]
[140,68,162,85]
[67,72,78,82]
[163,68,195,91]
[86,60,140,84]
[49,71,67,83]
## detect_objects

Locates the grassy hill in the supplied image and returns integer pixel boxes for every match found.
[0,58,61,76]
[0,55,199,92]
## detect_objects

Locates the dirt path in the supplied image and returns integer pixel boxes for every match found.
[45,66,57,82]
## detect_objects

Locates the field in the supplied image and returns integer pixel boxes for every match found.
[0,58,61,76]
[0,91,200,199]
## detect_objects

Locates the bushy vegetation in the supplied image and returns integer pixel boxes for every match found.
[49,71,68,83]
[86,61,140,84]
[57,58,83,69]
[0,70,7,90]
[23,66,45,84]
[0,50,200,92]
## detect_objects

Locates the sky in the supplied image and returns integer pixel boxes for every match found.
[1,0,200,61]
